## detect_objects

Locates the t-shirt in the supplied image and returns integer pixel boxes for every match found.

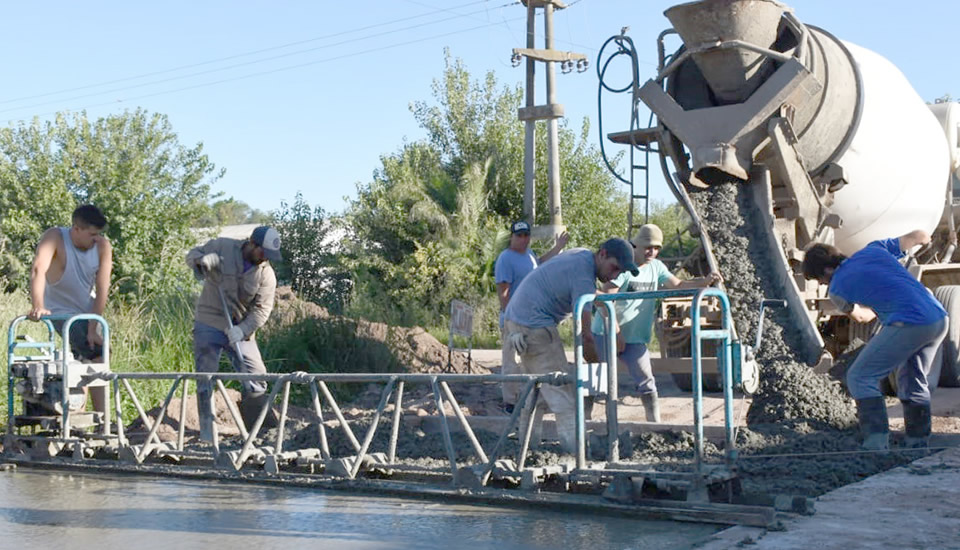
[494,248,538,301]
[505,248,597,328]
[591,259,672,344]
[829,237,946,326]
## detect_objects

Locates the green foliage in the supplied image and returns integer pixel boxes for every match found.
[273,193,351,314]
[195,198,272,227]
[345,54,627,338]
[0,109,220,296]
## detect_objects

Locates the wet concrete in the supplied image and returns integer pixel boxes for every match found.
[0,468,717,550]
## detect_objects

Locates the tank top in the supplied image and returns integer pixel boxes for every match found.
[44,227,99,314]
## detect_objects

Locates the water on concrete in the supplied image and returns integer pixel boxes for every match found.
[0,468,718,550]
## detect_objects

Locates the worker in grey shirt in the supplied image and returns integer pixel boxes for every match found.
[186,225,282,442]
[504,238,638,453]
[28,204,113,414]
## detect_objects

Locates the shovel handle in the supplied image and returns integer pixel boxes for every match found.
[218,286,245,364]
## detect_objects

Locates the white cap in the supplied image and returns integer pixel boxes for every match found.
[251,226,282,262]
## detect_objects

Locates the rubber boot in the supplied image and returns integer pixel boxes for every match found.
[239,391,279,433]
[640,392,661,423]
[856,397,889,451]
[197,385,219,449]
[902,401,932,449]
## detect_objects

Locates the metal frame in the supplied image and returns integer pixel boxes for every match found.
[572,287,739,495]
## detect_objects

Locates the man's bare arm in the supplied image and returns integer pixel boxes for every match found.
[537,231,569,264]
[496,282,511,311]
[899,230,931,252]
[849,304,877,324]
[28,229,59,320]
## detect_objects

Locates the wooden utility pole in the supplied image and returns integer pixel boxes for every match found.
[514,0,586,239]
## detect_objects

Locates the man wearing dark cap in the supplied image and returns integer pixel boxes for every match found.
[503,237,638,453]
[494,221,568,412]
[186,225,282,443]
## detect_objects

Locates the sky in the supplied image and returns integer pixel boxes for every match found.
[2,1,957,217]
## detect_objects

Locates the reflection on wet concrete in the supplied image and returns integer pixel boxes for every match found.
[0,469,717,550]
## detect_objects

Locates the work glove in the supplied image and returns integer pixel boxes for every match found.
[197,253,221,275]
[226,325,244,345]
[508,332,527,356]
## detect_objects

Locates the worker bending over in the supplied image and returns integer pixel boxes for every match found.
[802,230,947,450]
[186,226,282,442]
[504,238,638,453]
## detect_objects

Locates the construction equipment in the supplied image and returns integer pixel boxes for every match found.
[6,314,112,455]
[603,0,960,383]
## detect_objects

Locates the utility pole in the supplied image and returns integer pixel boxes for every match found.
[513,0,587,240]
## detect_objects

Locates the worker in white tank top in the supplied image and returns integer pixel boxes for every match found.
[28,204,113,359]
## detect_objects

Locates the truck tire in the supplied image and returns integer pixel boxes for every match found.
[671,372,723,393]
[933,285,960,387]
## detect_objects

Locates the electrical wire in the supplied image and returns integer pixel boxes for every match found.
[1,15,525,123]
[0,1,515,113]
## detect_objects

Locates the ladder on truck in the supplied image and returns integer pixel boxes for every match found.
[596,33,659,240]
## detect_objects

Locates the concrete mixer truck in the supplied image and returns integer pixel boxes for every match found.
[603,0,960,389]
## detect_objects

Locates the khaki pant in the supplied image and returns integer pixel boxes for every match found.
[505,320,576,453]
[500,324,523,405]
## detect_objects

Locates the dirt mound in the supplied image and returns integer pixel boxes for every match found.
[272,286,480,375]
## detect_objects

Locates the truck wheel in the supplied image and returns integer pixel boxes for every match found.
[933,285,960,387]
[670,373,723,393]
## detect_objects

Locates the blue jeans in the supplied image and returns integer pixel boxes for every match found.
[846,318,948,405]
[193,322,268,399]
[596,338,657,395]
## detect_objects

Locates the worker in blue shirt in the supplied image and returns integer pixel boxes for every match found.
[802,230,948,450]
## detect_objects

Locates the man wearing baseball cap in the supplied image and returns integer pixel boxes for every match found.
[494,221,568,413]
[503,237,638,453]
[592,224,721,422]
[186,225,283,444]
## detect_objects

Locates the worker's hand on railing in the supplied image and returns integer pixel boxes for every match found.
[27,307,51,321]
[705,272,723,286]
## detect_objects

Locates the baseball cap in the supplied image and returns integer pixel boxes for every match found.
[251,226,282,262]
[510,221,531,235]
[632,224,664,248]
[601,237,640,276]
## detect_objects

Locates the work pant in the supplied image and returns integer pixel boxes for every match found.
[500,323,523,405]
[505,320,576,453]
[52,318,103,361]
[194,322,268,418]
[595,339,657,395]
[847,318,948,405]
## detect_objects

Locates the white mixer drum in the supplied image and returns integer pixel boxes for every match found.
[828,42,951,254]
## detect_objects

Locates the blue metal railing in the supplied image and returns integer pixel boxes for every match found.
[572,287,738,474]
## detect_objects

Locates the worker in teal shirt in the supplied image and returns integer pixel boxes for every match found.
[802,230,948,450]
[592,224,720,422]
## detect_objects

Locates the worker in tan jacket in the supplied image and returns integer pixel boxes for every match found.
[186,225,281,442]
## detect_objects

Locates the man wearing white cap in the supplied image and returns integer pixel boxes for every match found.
[592,224,721,422]
[186,225,282,442]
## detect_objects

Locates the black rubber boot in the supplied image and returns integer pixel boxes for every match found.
[239,391,279,433]
[856,397,889,451]
[902,401,932,449]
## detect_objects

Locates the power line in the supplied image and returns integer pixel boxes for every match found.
[0,0,506,108]
[2,16,526,124]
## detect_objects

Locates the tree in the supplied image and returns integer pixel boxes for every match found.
[0,109,221,295]
[274,193,351,313]
[344,55,628,329]
[195,198,272,227]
